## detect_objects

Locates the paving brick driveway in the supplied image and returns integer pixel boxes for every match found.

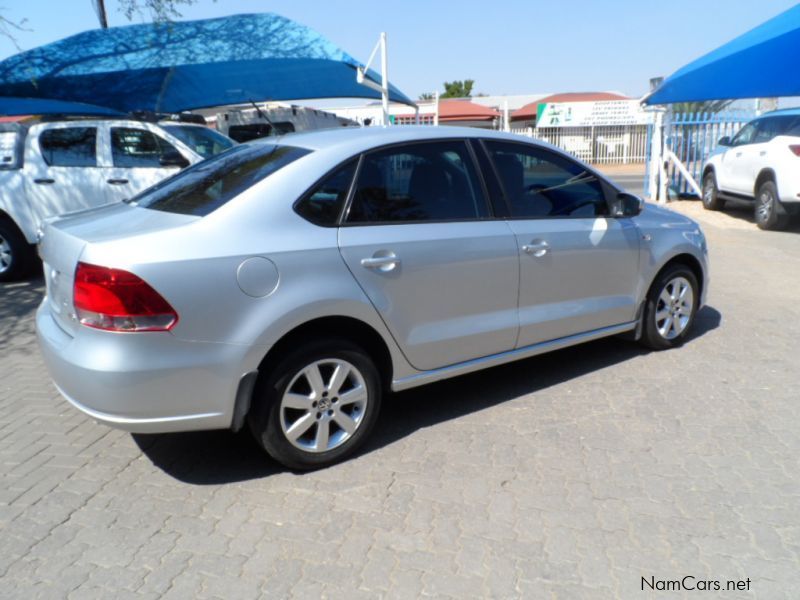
[1,200,799,599]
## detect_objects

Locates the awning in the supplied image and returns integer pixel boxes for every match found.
[645,5,800,104]
[0,13,415,114]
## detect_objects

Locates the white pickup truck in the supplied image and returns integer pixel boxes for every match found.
[0,118,235,280]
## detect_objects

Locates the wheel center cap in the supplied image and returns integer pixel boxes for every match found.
[318,397,331,411]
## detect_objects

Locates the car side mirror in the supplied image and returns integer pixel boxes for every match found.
[610,192,644,217]
[718,136,731,147]
[159,150,190,169]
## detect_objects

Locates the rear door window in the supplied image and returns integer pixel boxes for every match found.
[39,127,97,167]
[111,127,180,168]
[346,140,489,223]
[133,144,311,216]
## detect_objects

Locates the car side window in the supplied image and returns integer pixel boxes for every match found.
[111,127,180,168]
[295,160,357,226]
[731,122,757,146]
[39,127,97,167]
[346,140,489,223]
[485,140,608,218]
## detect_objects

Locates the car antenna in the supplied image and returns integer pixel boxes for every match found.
[250,99,277,135]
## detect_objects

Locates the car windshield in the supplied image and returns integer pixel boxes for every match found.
[131,143,311,216]
[162,124,236,158]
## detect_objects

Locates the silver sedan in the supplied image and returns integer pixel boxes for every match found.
[36,126,708,469]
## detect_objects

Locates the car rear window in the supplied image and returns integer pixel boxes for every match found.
[131,144,311,216]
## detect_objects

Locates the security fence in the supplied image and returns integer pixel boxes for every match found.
[656,110,755,196]
[510,124,649,164]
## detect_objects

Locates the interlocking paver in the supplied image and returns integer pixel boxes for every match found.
[1,197,799,598]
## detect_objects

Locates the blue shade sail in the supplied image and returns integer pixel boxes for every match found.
[0,13,414,114]
[0,97,125,116]
[645,5,800,105]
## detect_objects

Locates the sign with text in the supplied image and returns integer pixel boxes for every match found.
[536,100,652,127]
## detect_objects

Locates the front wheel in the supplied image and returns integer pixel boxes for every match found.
[754,180,789,230]
[249,339,382,470]
[640,264,700,350]
[702,172,725,211]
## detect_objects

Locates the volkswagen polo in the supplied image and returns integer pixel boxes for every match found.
[36,126,709,469]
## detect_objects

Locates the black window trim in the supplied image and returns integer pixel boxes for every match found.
[338,137,497,227]
[480,137,620,220]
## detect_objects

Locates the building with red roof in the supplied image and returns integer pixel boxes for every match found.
[512,91,630,124]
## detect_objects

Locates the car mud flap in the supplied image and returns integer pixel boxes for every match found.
[231,371,259,432]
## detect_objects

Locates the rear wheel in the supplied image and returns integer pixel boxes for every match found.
[702,172,725,211]
[640,264,699,350]
[249,339,382,470]
[754,180,788,230]
[0,219,35,282]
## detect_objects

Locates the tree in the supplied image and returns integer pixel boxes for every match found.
[0,14,27,50]
[94,0,199,28]
[441,79,474,99]
[418,92,434,101]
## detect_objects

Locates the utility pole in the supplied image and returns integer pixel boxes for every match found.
[95,0,109,28]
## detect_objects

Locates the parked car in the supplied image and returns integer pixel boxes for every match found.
[36,127,708,469]
[0,117,235,280]
[702,109,800,230]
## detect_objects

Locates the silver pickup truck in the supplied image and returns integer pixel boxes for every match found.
[0,118,235,280]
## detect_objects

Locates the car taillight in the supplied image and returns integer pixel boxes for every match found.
[73,262,178,332]
[790,145,800,157]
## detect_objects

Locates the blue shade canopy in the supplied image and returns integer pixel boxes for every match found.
[645,5,800,105]
[0,13,414,114]
[0,97,125,116]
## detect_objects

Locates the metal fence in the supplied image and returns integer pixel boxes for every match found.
[511,125,649,164]
[659,110,755,195]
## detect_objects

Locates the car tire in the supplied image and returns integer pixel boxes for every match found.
[754,180,789,230]
[248,338,382,470]
[701,172,725,211]
[0,219,35,282]
[640,264,700,350]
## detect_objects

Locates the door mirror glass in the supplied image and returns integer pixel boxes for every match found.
[159,149,190,169]
[717,136,731,147]
[610,192,644,217]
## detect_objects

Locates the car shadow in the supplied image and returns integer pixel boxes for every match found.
[679,196,800,233]
[133,305,721,484]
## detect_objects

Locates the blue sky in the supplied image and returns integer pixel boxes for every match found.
[1,0,798,99]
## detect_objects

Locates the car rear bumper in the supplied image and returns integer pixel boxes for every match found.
[36,298,248,434]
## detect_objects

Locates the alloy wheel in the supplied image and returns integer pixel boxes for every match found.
[279,358,369,453]
[757,190,773,223]
[0,234,12,274]
[655,276,694,340]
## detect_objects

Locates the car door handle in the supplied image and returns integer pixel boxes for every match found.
[107,178,129,185]
[759,151,767,156]
[33,178,55,185]
[522,240,549,257]
[360,253,400,272]
[735,152,743,157]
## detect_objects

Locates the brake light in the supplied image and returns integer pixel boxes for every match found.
[790,145,800,156]
[73,262,178,332]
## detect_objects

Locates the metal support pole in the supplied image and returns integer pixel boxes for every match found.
[380,32,389,126]
[648,110,664,202]
[434,91,439,126]
[503,99,510,132]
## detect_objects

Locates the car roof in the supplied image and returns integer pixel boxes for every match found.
[258,125,563,155]
[759,108,800,118]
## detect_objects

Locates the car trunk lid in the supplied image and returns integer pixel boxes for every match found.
[39,203,198,336]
